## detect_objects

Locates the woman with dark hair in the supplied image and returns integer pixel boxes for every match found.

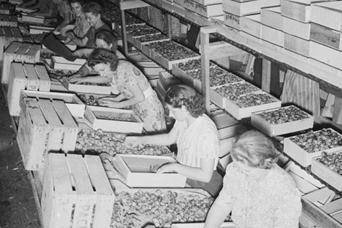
[126,84,222,196]
[71,2,111,50]
[71,48,166,132]
[205,130,301,228]
[59,0,90,41]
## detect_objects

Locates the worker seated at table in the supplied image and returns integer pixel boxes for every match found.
[125,84,223,197]
[205,130,302,228]
[70,48,166,132]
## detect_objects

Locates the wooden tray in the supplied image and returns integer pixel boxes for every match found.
[7,62,50,116]
[52,56,86,71]
[311,152,342,191]
[29,25,54,34]
[283,129,342,167]
[21,15,45,24]
[84,106,143,133]
[21,90,85,118]
[222,0,279,16]
[183,0,223,17]
[251,106,314,136]
[17,98,78,170]
[2,42,41,84]
[112,154,187,188]
[65,81,112,94]
[41,153,114,228]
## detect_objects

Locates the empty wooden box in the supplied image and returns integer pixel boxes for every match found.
[84,106,143,133]
[52,56,86,71]
[2,42,41,84]
[112,154,187,187]
[7,62,50,116]
[41,153,114,228]
[17,98,78,170]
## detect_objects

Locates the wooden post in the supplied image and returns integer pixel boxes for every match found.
[121,9,129,56]
[167,14,172,38]
[262,58,271,93]
[200,28,211,112]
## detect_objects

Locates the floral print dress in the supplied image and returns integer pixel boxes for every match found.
[113,60,166,133]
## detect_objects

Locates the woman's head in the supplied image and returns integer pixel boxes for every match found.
[70,0,84,17]
[83,2,102,27]
[164,84,205,119]
[95,30,117,52]
[88,48,118,75]
[231,130,280,169]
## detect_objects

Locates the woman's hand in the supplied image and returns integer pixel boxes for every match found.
[157,163,180,174]
[98,97,121,107]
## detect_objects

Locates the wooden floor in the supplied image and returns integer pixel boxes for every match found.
[0,90,40,228]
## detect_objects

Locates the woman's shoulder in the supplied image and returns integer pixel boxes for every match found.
[197,114,219,133]
[268,165,299,193]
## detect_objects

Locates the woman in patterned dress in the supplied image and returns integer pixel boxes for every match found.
[205,130,302,228]
[125,84,223,197]
[71,48,166,132]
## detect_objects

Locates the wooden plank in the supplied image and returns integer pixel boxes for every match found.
[120,0,149,10]
[282,15,310,40]
[23,64,39,91]
[281,0,310,22]
[311,1,342,31]
[240,14,261,38]
[310,41,342,70]
[310,23,342,50]
[284,33,310,57]
[34,64,50,91]
[261,58,271,92]
[223,0,280,16]
[183,0,223,17]
[202,41,243,59]
[7,62,26,116]
[261,24,284,47]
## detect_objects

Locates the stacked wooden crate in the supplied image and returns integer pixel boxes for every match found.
[0,26,23,62]
[17,97,78,171]
[2,42,41,84]
[260,7,284,47]
[223,0,279,35]
[175,0,224,20]
[41,153,114,228]
[7,62,51,116]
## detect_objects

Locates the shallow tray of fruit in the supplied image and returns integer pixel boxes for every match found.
[212,82,260,101]
[251,105,314,136]
[311,151,342,191]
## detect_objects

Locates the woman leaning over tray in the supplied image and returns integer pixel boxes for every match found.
[125,84,223,197]
[70,48,166,132]
[205,130,302,228]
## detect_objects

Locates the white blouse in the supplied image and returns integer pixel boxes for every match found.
[174,114,220,169]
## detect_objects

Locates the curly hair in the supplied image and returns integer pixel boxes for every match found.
[231,130,280,169]
[165,84,205,118]
[95,29,118,52]
[69,0,84,6]
[83,2,102,15]
[87,48,119,71]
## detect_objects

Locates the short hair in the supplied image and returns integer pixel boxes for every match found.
[69,0,85,5]
[95,29,118,52]
[83,2,102,15]
[231,130,280,169]
[87,48,119,71]
[164,84,205,118]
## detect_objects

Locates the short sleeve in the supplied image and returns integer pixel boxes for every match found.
[197,129,219,159]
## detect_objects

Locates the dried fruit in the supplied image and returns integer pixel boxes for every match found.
[235,93,278,108]
[214,82,260,101]
[318,151,342,175]
[256,105,310,124]
[137,34,169,43]
[126,24,160,37]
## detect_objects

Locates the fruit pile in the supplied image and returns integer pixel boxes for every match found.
[76,128,170,155]
[318,151,342,175]
[289,128,342,153]
[111,189,213,228]
[137,33,169,43]
[235,93,278,108]
[255,105,310,124]
[146,41,199,61]
[94,112,138,122]
[126,24,160,37]
[214,82,259,100]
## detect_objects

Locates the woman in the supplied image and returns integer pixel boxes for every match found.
[59,0,90,42]
[126,84,222,196]
[205,130,302,228]
[72,2,111,52]
[72,48,166,132]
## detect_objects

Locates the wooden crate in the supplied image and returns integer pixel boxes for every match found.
[281,0,310,22]
[282,15,310,40]
[29,25,55,34]
[131,35,169,50]
[41,153,114,228]
[52,56,86,71]
[21,15,45,24]
[310,23,342,50]
[2,42,41,84]
[150,49,200,70]
[223,92,281,120]
[283,129,342,167]
[260,6,282,30]
[112,154,187,187]
[183,0,223,17]
[224,12,240,30]
[65,81,112,94]
[0,26,23,62]
[311,152,342,191]
[311,1,342,31]
[17,98,78,170]
[171,222,235,228]
[261,24,284,47]
[84,106,144,133]
[21,90,85,118]
[240,14,261,38]
[251,105,314,136]
[284,33,310,57]
[7,62,50,116]
[223,0,280,16]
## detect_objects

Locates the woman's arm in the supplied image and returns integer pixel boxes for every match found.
[204,199,232,228]
[60,24,75,36]
[72,37,89,48]
[73,47,93,57]
[71,75,111,84]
